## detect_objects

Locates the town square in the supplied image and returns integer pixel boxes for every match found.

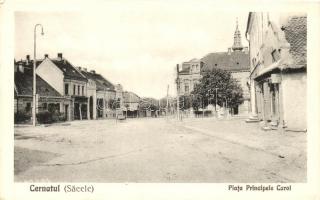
[12,9,307,183]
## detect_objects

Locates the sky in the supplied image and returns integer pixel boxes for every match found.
[15,3,249,99]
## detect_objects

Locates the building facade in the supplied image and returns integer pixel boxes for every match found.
[123,91,140,118]
[246,13,307,131]
[36,53,88,121]
[14,56,71,122]
[80,68,116,119]
[177,59,204,95]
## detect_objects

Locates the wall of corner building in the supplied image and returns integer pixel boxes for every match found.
[281,71,307,131]
[36,58,64,95]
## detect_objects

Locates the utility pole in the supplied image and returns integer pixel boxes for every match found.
[176,64,180,120]
[166,84,169,116]
[215,87,218,112]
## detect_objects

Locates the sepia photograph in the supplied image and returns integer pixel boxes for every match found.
[12,9,308,183]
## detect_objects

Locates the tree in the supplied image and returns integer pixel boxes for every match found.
[191,68,244,110]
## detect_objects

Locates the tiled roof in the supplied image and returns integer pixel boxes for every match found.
[201,51,250,72]
[123,91,140,103]
[81,70,115,91]
[16,57,88,81]
[179,67,190,75]
[14,66,61,97]
[283,15,307,68]
[51,59,87,81]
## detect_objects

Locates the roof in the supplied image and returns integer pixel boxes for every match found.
[187,58,200,62]
[123,91,140,103]
[283,15,307,68]
[51,59,87,81]
[16,57,88,82]
[201,50,250,72]
[81,70,115,91]
[179,67,191,75]
[14,66,61,97]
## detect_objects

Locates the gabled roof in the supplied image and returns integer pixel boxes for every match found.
[16,56,88,82]
[283,15,307,68]
[123,91,140,103]
[14,66,61,97]
[50,59,87,81]
[201,50,250,72]
[81,70,115,91]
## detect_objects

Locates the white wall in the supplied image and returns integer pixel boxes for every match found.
[231,71,250,98]
[36,58,64,95]
[281,72,307,130]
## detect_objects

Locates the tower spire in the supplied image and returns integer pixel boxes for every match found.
[232,18,243,52]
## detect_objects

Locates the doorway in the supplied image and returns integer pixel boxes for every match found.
[89,96,93,119]
[64,105,69,121]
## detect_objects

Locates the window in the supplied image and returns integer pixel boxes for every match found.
[73,85,76,95]
[25,102,31,112]
[271,49,281,62]
[82,86,84,95]
[78,85,80,95]
[43,103,47,110]
[185,84,189,93]
[65,84,69,95]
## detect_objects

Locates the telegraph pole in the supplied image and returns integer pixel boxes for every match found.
[176,64,180,120]
[166,84,169,116]
[215,87,218,112]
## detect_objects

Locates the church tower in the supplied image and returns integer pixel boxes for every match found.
[232,19,244,51]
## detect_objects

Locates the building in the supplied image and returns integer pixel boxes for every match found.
[123,91,140,118]
[80,67,116,119]
[36,53,88,121]
[245,13,307,131]
[14,56,71,122]
[177,20,250,115]
[177,58,204,95]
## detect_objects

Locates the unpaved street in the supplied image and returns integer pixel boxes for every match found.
[14,117,306,182]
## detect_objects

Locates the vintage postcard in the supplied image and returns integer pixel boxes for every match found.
[0,0,319,199]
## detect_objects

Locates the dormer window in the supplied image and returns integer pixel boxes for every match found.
[271,49,281,62]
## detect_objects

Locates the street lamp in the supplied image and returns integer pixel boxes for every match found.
[32,24,44,126]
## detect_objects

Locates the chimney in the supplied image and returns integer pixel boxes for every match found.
[176,64,179,73]
[83,67,87,72]
[57,53,63,61]
[44,54,49,58]
[244,47,249,54]
[77,66,81,71]
[90,70,95,74]
[228,48,232,55]
[26,55,30,64]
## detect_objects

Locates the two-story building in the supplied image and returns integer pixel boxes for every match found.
[36,53,88,121]
[245,13,307,131]
[177,58,204,95]
[80,67,116,119]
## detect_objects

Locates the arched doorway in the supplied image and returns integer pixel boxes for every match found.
[89,96,93,119]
